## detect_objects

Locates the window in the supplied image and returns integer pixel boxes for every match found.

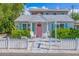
[46,13,48,15]
[27,24,30,30]
[57,24,59,28]
[19,23,22,30]
[52,24,54,29]
[64,23,68,28]
[61,13,64,15]
[37,24,41,26]
[53,13,56,15]
[23,24,26,30]
[40,12,43,15]
[60,24,64,28]
[77,25,79,29]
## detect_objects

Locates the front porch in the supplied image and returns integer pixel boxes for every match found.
[15,21,74,38]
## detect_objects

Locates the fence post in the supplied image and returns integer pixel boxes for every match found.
[75,38,78,50]
[6,36,9,49]
[27,38,28,49]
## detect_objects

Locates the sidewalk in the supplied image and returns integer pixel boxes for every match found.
[0,49,79,56]
[0,49,78,53]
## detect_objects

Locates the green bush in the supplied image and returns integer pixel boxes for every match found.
[10,30,30,38]
[21,30,30,37]
[10,30,21,38]
[51,28,79,39]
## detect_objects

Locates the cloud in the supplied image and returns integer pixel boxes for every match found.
[42,6,48,9]
[28,6,48,9]
[28,6,39,9]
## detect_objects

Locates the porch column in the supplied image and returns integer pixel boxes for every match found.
[58,23,60,29]
[55,21,57,39]
[30,23,32,38]
[30,23,32,31]
[46,22,48,38]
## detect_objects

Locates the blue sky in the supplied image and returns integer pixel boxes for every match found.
[24,3,79,9]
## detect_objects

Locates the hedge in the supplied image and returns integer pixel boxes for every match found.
[51,28,79,39]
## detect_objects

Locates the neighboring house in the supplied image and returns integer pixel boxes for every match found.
[15,8,74,38]
[75,20,79,29]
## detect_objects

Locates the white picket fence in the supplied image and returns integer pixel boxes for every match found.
[49,39,77,50]
[0,38,79,50]
[0,38,28,49]
[31,38,79,50]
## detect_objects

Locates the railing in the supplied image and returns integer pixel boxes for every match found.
[0,38,28,49]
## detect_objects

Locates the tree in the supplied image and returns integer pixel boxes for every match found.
[0,3,24,35]
[70,12,79,20]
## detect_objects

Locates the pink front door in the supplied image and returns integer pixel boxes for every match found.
[36,23,42,37]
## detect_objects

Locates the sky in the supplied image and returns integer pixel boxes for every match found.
[24,3,79,9]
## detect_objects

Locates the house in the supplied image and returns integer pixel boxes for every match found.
[15,8,74,38]
[74,20,79,29]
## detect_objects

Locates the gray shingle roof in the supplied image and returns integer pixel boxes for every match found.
[15,15,74,22]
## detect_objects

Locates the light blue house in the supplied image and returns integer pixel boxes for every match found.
[15,8,74,38]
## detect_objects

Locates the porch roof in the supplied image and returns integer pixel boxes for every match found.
[15,15,74,22]
[43,15,74,22]
[15,15,46,22]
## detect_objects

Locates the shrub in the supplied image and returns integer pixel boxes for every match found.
[10,30,30,38]
[51,28,79,39]
[21,30,30,37]
[10,30,21,38]
[57,28,70,39]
